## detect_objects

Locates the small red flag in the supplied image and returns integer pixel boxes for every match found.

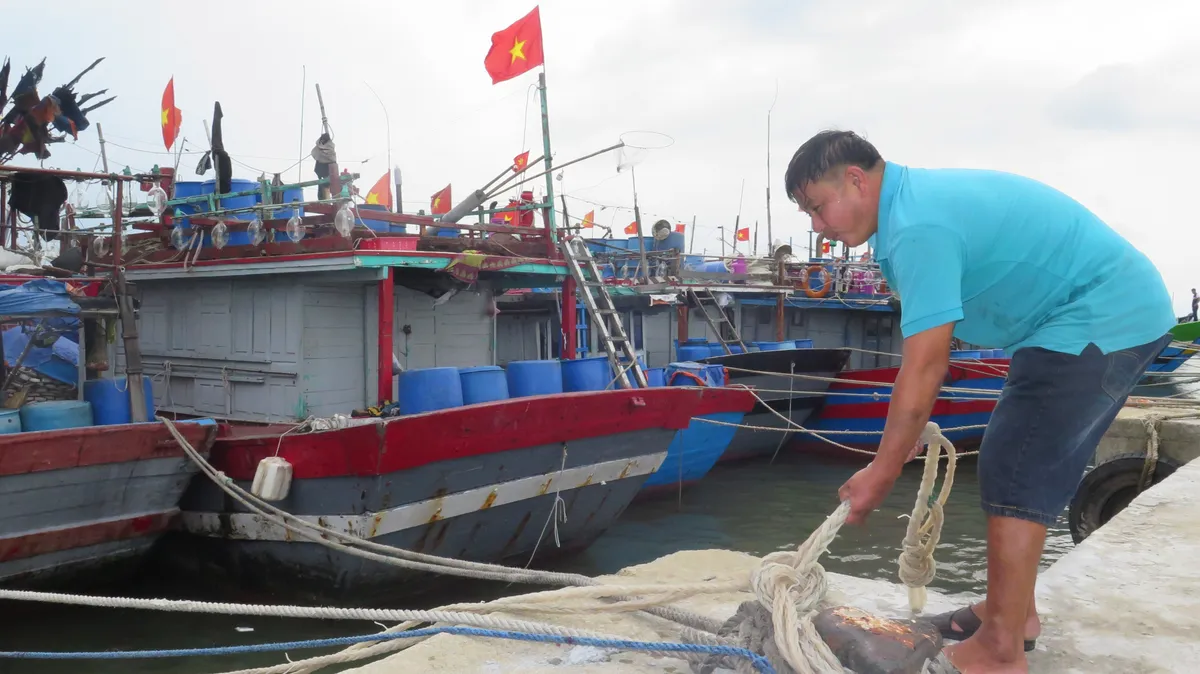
[484,7,545,85]
[624,221,638,235]
[161,77,182,151]
[822,241,832,254]
[580,210,594,229]
[674,223,686,234]
[431,185,452,215]
[735,227,750,242]
[365,172,392,210]
[513,151,531,173]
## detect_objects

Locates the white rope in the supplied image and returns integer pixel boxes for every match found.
[898,423,956,613]
[723,366,1003,397]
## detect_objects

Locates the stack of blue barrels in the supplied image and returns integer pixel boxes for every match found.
[1,375,158,435]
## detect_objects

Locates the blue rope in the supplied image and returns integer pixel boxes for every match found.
[0,625,775,673]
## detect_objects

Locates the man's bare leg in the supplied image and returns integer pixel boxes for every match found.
[951,587,1040,642]
[944,515,1045,673]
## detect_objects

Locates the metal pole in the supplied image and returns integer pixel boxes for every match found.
[631,166,649,281]
[112,181,147,423]
[394,167,403,215]
[537,72,558,240]
[753,220,759,256]
[718,226,726,257]
[298,65,306,184]
[96,124,110,173]
[688,215,696,254]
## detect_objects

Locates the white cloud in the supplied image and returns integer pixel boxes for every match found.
[5,0,1200,312]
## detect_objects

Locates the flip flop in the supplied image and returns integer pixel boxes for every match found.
[928,605,1037,652]
[926,651,961,674]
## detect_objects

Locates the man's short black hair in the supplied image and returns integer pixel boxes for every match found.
[784,130,883,203]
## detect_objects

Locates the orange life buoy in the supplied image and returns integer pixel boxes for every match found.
[803,265,832,298]
[667,370,710,387]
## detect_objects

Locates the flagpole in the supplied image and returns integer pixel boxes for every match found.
[363,80,393,212]
[537,71,558,243]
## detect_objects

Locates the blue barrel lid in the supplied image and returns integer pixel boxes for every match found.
[459,365,503,373]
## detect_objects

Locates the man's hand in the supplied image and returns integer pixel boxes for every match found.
[838,462,901,525]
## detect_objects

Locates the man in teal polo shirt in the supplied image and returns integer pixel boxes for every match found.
[784,130,1174,673]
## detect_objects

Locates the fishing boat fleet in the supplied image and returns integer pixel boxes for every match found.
[2,51,1198,603]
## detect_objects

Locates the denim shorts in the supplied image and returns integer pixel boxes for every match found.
[977,334,1171,526]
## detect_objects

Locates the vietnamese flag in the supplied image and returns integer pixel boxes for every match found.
[431,184,452,215]
[365,172,392,210]
[674,223,686,234]
[484,7,545,85]
[513,151,531,173]
[735,227,750,242]
[161,77,182,151]
[624,221,638,235]
[580,210,594,229]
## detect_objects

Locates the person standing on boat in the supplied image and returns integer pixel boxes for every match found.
[1189,288,1198,322]
[783,130,1174,674]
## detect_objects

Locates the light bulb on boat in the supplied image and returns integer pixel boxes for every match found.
[90,236,109,258]
[211,219,229,249]
[286,214,305,242]
[247,216,266,245]
[334,202,354,238]
[170,225,188,250]
[147,186,168,218]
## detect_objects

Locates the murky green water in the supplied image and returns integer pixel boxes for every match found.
[0,451,1076,674]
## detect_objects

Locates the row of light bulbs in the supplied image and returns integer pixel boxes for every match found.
[145,187,357,251]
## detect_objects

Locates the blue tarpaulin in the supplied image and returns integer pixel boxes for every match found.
[0,279,80,318]
[2,326,80,385]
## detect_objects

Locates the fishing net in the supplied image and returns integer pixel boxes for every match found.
[616,131,675,173]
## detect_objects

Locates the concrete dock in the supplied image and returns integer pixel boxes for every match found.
[346,408,1200,673]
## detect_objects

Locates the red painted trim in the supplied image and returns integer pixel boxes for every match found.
[212,387,750,481]
[0,422,216,477]
[377,268,394,403]
[131,251,355,271]
[690,386,757,417]
[819,397,998,420]
[0,511,176,563]
[829,362,1009,390]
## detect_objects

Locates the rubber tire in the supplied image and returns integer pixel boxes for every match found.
[1067,452,1181,545]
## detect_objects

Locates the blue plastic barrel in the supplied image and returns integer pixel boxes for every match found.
[561,356,612,392]
[84,377,155,426]
[696,261,728,273]
[704,365,727,387]
[666,362,709,387]
[19,400,93,432]
[708,343,726,357]
[681,255,705,270]
[202,179,258,220]
[506,360,564,397]
[794,339,814,349]
[653,232,686,253]
[173,181,206,215]
[676,344,710,362]
[950,350,984,360]
[397,367,464,414]
[271,187,305,219]
[356,204,396,233]
[0,409,20,434]
[728,344,746,354]
[458,366,509,405]
[755,341,795,351]
[646,368,666,387]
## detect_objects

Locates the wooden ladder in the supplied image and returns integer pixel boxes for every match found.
[561,238,648,388]
[686,287,747,355]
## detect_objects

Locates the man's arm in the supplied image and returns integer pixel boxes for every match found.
[839,224,964,524]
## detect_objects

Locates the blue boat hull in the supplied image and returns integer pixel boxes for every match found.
[640,411,744,493]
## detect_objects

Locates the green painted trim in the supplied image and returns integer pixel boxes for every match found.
[354,255,566,277]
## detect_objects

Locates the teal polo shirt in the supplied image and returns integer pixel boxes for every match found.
[871,162,1174,354]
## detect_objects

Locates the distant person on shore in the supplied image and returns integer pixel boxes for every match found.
[1189,288,1198,322]
[784,130,1173,673]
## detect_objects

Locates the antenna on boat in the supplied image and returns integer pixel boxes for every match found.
[766,79,778,258]
[315,83,331,138]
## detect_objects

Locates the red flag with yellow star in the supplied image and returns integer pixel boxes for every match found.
[674,223,686,234]
[431,185,452,215]
[484,7,545,84]
[512,151,531,173]
[579,210,594,229]
[735,227,750,242]
[161,77,182,151]
[365,172,392,210]
[624,221,638,235]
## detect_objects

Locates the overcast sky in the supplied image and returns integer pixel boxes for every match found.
[7,0,1200,313]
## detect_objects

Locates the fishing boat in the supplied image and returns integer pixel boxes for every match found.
[1141,320,1200,385]
[696,346,852,462]
[793,354,1009,459]
[0,163,218,588]
[167,386,727,600]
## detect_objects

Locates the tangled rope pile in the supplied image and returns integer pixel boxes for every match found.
[685,421,956,674]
